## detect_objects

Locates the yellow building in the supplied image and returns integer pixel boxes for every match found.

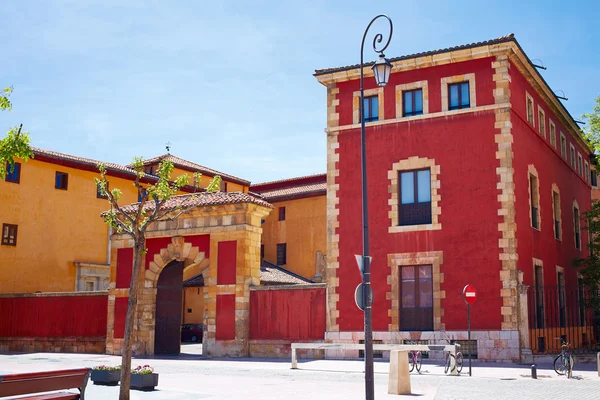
[251,174,326,281]
[0,148,250,295]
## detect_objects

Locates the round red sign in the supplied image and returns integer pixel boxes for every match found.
[463,284,477,305]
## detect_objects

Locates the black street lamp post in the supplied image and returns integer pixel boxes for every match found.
[359,15,393,400]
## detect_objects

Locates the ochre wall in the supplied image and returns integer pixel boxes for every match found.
[261,195,326,280]
[183,286,204,324]
[0,158,138,294]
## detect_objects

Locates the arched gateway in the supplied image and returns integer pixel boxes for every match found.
[105,193,272,357]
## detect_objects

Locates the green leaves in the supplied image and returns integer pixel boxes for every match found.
[574,199,600,311]
[0,124,34,179]
[1,87,13,111]
[582,96,600,155]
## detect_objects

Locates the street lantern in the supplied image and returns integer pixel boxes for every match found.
[372,54,392,87]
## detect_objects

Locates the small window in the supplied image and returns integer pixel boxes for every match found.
[570,144,576,169]
[220,180,228,192]
[560,133,567,158]
[526,93,535,126]
[1,224,18,246]
[553,191,561,241]
[276,243,287,265]
[530,174,540,230]
[549,121,556,148]
[574,206,581,250]
[448,82,470,110]
[585,162,590,183]
[144,166,154,175]
[85,281,95,291]
[278,207,286,221]
[592,169,598,188]
[362,95,379,123]
[97,182,108,199]
[402,89,423,117]
[538,107,546,137]
[55,172,68,190]
[399,169,432,226]
[138,188,147,202]
[577,153,583,175]
[5,162,21,184]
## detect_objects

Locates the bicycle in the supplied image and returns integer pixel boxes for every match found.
[407,347,422,373]
[443,338,463,374]
[553,337,574,378]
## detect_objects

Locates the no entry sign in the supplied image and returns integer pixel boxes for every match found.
[463,284,477,305]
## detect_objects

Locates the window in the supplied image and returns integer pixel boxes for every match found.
[557,270,566,328]
[534,265,544,329]
[574,205,581,250]
[549,121,556,148]
[526,93,535,126]
[1,224,18,246]
[529,173,540,229]
[448,82,470,110]
[570,144,576,169]
[578,153,583,175]
[560,133,567,158]
[276,243,287,265]
[538,107,546,137]
[553,191,561,240]
[138,188,147,202]
[585,162,590,183]
[55,172,68,190]
[220,180,228,192]
[278,207,286,221]
[362,95,379,123]
[144,166,154,175]
[399,265,433,331]
[592,169,598,188]
[97,182,108,199]
[85,281,95,292]
[5,162,20,183]
[402,89,423,117]
[399,169,432,226]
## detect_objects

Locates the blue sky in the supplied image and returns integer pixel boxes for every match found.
[1,0,598,183]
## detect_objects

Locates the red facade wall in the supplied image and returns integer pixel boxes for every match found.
[216,294,236,340]
[0,295,108,337]
[217,241,237,285]
[249,288,326,340]
[113,297,128,339]
[509,62,591,289]
[116,248,133,289]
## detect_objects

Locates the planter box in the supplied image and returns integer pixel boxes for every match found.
[91,369,120,386]
[130,373,159,391]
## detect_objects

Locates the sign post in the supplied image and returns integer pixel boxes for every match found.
[462,284,477,377]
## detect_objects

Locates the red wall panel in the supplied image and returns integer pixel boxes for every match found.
[215,294,236,340]
[249,288,326,340]
[113,297,128,339]
[116,248,134,289]
[217,241,237,285]
[145,234,210,270]
[0,295,108,337]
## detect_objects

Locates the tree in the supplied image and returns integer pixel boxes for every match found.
[0,87,34,178]
[581,95,600,152]
[96,158,220,400]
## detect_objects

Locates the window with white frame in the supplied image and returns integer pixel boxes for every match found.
[570,144,576,169]
[526,92,535,126]
[538,107,546,138]
[574,203,581,250]
[529,172,540,230]
[552,188,561,241]
[578,153,583,176]
[585,161,590,183]
[560,132,567,158]
[549,120,556,148]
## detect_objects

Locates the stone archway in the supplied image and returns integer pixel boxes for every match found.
[154,260,184,354]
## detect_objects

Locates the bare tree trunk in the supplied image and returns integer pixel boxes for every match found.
[119,235,146,400]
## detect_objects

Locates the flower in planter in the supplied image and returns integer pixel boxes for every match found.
[93,365,121,371]
[131,365,155,375]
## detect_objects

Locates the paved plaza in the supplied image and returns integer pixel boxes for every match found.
[1,345,599,400]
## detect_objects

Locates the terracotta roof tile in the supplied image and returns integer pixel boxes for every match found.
[260,262,313,284]
[253,173,326,187]
[108,191,273,216]
[140,154,250,186]
[314,34,515,76]
[31,147,137,175]
[251,173,326,202]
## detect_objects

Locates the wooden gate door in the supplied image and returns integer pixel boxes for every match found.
[154,260,184,354]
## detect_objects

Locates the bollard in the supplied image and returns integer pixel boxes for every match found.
[531,364,537,379]
[388,350,411,395]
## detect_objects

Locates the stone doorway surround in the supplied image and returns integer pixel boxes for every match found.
[105,193,272,357]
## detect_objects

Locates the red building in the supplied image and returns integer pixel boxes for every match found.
[314,34,593,361]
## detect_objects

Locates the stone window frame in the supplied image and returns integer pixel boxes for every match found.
[532,258,545,329]
[577,152,583,176]
[441,73,476,112]
[549,120,556,148]
[526,92,535,127]
[528,165,541,231]
[551,184,561,241]
[537,106,546,138]
[388,157,441,233]
[585,161,590,183]
[570,143,576,169]
[387,251,444,332]
[573,200,581,250]
[560,132,567,159]
[353,87,384,125]
[395,80,429,118]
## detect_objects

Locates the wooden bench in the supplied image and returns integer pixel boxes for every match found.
[0,368,90,400]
